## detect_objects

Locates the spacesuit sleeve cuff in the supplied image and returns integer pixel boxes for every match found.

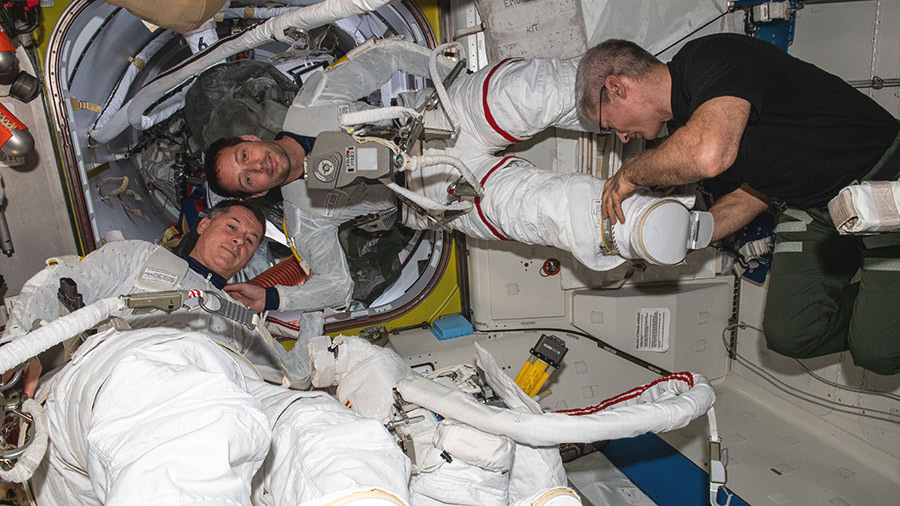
[264,287,280,311]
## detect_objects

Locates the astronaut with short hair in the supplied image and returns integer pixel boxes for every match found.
[2,200,410,506]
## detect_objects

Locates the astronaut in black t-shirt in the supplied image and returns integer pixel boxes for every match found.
[576,34,900,375]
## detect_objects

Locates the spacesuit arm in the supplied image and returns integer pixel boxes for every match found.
[2,241,155,342]
[275,211,353,313]
[285,38,456,135]
[306,37,455,104]
[481,57,591,138]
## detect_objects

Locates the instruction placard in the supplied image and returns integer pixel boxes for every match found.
[635,308,670,352]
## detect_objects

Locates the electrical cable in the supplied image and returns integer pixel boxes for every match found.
[653,11,729,57]
[0,5,40,37]
[723,323,900,423]
[794,359,900,403]
[728,322,900,403]
[472,326,671,377]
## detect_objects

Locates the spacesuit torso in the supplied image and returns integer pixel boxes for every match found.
[4,240,284,379]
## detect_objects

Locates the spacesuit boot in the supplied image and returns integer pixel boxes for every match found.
[609,196,715,266]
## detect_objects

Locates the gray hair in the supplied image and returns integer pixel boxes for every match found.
[207,199,266,235]
[575,39,661,119]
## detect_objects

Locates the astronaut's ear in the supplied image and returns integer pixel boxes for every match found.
[239,134,262,142]
[605,75,625,99]
[196,217,211,234]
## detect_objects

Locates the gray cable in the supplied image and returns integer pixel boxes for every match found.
[733,322,900,402]
[723,323,899,424]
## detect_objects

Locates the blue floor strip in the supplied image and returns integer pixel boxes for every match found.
[603,433,750,506]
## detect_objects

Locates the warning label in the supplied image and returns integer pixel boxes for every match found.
[140,266,179,287]
[635,308,670,352]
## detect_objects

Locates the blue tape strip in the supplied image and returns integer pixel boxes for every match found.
[603,433,750,506]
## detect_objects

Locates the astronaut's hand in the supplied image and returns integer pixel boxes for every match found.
[2,357,41,399]
[601,169,636,225]
[224,283,267,312]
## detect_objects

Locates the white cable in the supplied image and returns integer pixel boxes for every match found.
[0,297,125,373]
[339,106,421,128]
[221,7,298,19]
[0,399,48,483]
[384,182,473,214]
[402,154,483,196]
[429,42,463,138]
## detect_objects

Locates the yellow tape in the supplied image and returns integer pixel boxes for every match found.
[128,56,146,72]
[282,216,311,275]
[514,360,549,397]
[69,97,102,113]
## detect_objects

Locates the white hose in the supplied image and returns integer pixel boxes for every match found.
[91,0,396,143]
[339,106,421,128]
[402,154,483,196]
[0,297,125,373]
[131,87,190,131]
[429,42,464,138]
[396,372,716,447]
[222,7,299,19]
[0,399,48,483]
[93,31,176,132]
[384,182,473,214]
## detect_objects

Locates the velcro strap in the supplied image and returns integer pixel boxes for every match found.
[128,56,146,72]
[870,181,900,228]
[827,188,856,233]
[69,97,102,113]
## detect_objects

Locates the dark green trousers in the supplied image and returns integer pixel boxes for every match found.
[763,207,900,375]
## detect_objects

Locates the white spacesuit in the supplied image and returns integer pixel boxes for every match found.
[275,39,712,331]
[405,55,714,270]
[2,241,410,505]
[308,333,716,506]
[5,240,288,382]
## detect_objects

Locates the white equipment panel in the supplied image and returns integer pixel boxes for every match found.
[571,278,732,381]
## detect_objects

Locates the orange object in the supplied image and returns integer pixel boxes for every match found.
[0,102,32,156]
[0,27,14,53]
[248,257,311,288]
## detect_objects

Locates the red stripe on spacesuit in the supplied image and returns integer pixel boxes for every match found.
[474,156,525,241]
[482,58,525,144]
[554,372,695,416]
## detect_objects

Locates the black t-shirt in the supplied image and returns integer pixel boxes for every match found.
[275,131,316,154]
[667,33,899,208]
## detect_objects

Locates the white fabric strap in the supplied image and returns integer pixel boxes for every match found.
[828,181,900,234]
